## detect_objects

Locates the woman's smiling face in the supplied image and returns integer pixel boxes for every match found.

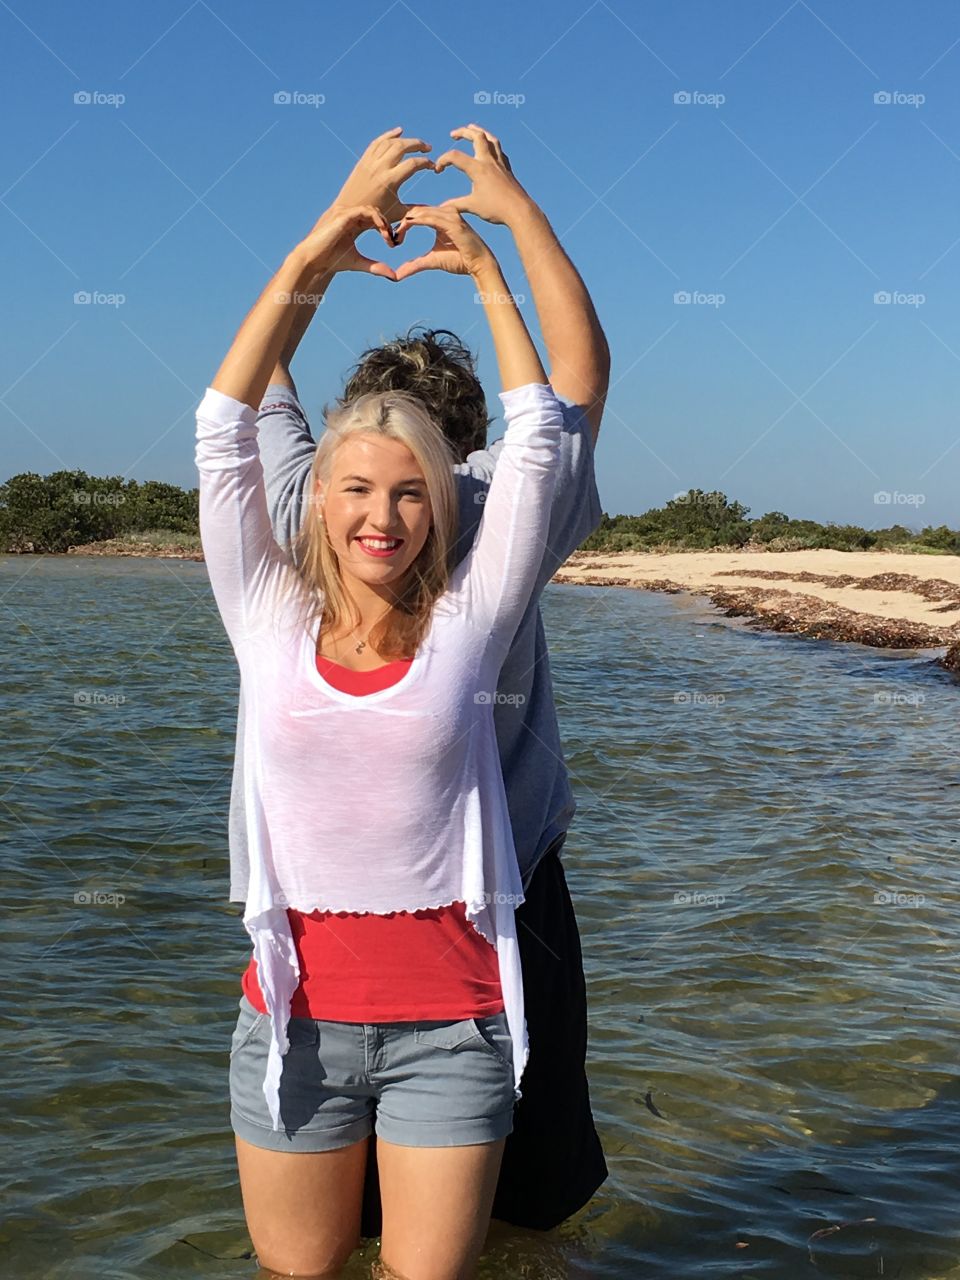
[318,432,434,589]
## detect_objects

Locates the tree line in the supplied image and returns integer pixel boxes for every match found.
[0,470,198,552]
[580,490,960,553]
[1,471,957,555]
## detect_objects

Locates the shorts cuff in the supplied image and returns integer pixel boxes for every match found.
[374,1106,515,1148]
[230,1106,373,1153]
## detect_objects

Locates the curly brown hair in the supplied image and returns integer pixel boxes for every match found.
[336,326,493,461]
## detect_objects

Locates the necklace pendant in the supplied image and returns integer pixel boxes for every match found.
[355,640,366,654]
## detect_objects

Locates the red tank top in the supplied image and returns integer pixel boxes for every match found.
[240,652,505,1020]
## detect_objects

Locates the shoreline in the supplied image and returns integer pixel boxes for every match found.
[64,539,204,561]
[551,548,960,672]
[12,542,960,671]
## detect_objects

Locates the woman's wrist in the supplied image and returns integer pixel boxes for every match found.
[470,257,505,289]
[292,238,337,278]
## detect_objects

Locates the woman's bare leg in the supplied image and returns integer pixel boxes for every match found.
[234,1133,370,1277]
[375,1137,506,1280]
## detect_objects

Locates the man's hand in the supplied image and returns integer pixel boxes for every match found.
[333,126,436,223]
[433,124,531,226]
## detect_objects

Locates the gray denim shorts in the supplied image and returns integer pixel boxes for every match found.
[228,993,516,1152]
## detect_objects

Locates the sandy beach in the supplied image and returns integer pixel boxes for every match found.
[61,540,960,668]
[552,548,960,666]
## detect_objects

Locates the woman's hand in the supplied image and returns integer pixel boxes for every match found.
[300,204,398,280]
[392,206,497,281]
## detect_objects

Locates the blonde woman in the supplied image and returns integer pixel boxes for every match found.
[196,199,564,1278]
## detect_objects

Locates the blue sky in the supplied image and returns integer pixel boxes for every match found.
[2,0,959,527]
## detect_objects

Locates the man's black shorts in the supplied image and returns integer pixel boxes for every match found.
[360,837,607,1234]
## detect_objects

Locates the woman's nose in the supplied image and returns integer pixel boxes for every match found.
[370,494,397,528]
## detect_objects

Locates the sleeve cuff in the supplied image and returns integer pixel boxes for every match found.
[497,381,560,411]
[261,383,305,412]
[197,386,258,425]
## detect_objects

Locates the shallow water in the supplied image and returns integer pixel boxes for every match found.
[2,555,958,1279]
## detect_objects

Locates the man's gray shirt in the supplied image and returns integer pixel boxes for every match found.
[226,383,601,899]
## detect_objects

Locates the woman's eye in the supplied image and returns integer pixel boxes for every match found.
[344,486,422,497]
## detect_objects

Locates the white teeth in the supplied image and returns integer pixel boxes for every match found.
[359,537,400,548]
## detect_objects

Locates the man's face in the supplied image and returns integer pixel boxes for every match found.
[317,433,433,590]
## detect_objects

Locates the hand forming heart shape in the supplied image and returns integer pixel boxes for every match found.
[301,198,495,284]
[307,123,522,281]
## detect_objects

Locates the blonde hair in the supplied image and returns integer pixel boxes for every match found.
[289,390,458,660]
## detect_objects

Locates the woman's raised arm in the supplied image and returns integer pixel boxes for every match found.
[197,206,399,645]
[211,205,397,413]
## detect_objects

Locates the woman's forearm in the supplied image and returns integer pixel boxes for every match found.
[472,261,548,393]
[211,243,319,412]
[277,269,335,371]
